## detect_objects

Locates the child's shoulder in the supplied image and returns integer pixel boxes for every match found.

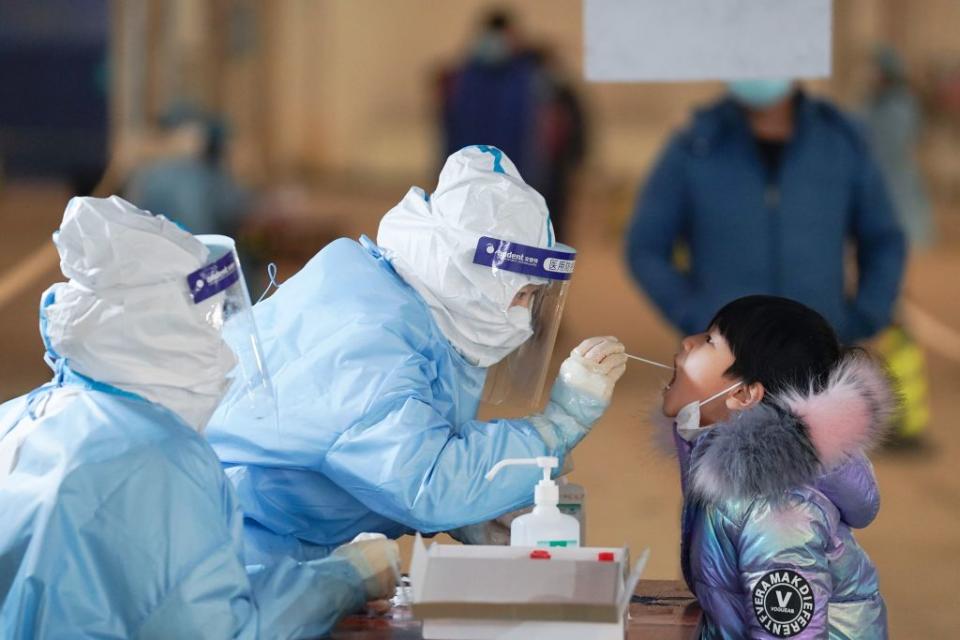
[715,452,881,539]
[731,489,842,540]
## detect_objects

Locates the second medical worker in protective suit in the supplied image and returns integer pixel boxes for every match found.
[206,146,627,563]
[0,197,398,639]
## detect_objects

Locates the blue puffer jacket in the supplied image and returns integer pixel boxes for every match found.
[626,92,906,343]
[666,352,892,638]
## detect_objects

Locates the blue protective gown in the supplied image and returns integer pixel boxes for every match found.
[0,364,366,639]
[205,236,605,563]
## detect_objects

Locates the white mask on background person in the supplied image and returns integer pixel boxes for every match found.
[473,32,511,64]
[675,381,744,442]
[727,79,793,108]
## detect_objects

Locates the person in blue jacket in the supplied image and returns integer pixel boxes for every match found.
[0,196,399,639]
[205,146,628,564]
[626,80,907,343]
[440,10,545,190]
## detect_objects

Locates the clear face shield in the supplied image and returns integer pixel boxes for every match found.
[473,236,576,408]
[189,234,277,426]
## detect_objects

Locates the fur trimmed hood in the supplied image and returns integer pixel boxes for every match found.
[688,351,895,504]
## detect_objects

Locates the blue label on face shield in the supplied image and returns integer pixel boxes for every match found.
[187,252,240,303]
[472,236,576,280]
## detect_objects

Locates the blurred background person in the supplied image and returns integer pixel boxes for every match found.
[438,10,541,183]
[437,8,587,242]
[625,80,907,345]
[529,45,589,243]
[120,105,262,291]
[863,45,934,249]
[860,45,935,445]
[123,106,250,237]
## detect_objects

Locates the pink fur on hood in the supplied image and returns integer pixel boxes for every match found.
[778,350,895,470]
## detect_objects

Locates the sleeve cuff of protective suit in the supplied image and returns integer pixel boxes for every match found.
[245,554,367,637]
[530,376,608,452]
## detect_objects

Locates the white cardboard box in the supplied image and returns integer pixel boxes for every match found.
[409,534,649,640]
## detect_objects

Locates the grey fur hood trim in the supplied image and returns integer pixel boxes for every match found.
[687,351,894,504]
[689,404,820,504]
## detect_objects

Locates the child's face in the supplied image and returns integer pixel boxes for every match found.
[662,326,740,425]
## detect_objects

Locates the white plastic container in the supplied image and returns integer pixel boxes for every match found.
[485,457,580,548]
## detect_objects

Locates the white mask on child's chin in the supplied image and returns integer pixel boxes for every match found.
[675,381,744,442]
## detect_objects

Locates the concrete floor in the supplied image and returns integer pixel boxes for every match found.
[1,180,958,636]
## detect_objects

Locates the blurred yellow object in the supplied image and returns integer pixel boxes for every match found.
[874,325,930,441]
[673,242,690,272]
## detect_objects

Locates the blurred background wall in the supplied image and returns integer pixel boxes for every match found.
[103,0,960,186]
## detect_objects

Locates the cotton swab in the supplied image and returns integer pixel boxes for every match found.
[624,353,674,370]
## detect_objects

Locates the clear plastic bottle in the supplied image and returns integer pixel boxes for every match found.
[485,457,581,548]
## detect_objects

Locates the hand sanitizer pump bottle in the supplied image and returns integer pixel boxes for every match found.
[485,456,580,548]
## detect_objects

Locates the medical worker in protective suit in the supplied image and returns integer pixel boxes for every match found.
[0,196,399,639]
[206,145,627,564]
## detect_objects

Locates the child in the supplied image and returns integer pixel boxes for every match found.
[660,295,891,639]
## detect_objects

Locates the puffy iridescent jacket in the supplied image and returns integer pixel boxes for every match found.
[668,353,892,639]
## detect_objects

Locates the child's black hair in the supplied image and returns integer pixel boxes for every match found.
[708,295,842,398]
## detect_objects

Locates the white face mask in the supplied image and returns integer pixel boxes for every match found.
[506,304,533,329]
[392,253,537,367]
[675,381,744,442]
[471,304,533,366]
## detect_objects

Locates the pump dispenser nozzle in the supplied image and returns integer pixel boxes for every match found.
[485,456,558,482]
[487,456,560,507]
[486,456,579,547]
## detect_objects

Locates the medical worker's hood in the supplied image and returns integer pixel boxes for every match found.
[42,196,239,430]
[56,195,209,289]
[377,146,555,367]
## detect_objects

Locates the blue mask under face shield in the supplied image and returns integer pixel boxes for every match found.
[727,79,794,109]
